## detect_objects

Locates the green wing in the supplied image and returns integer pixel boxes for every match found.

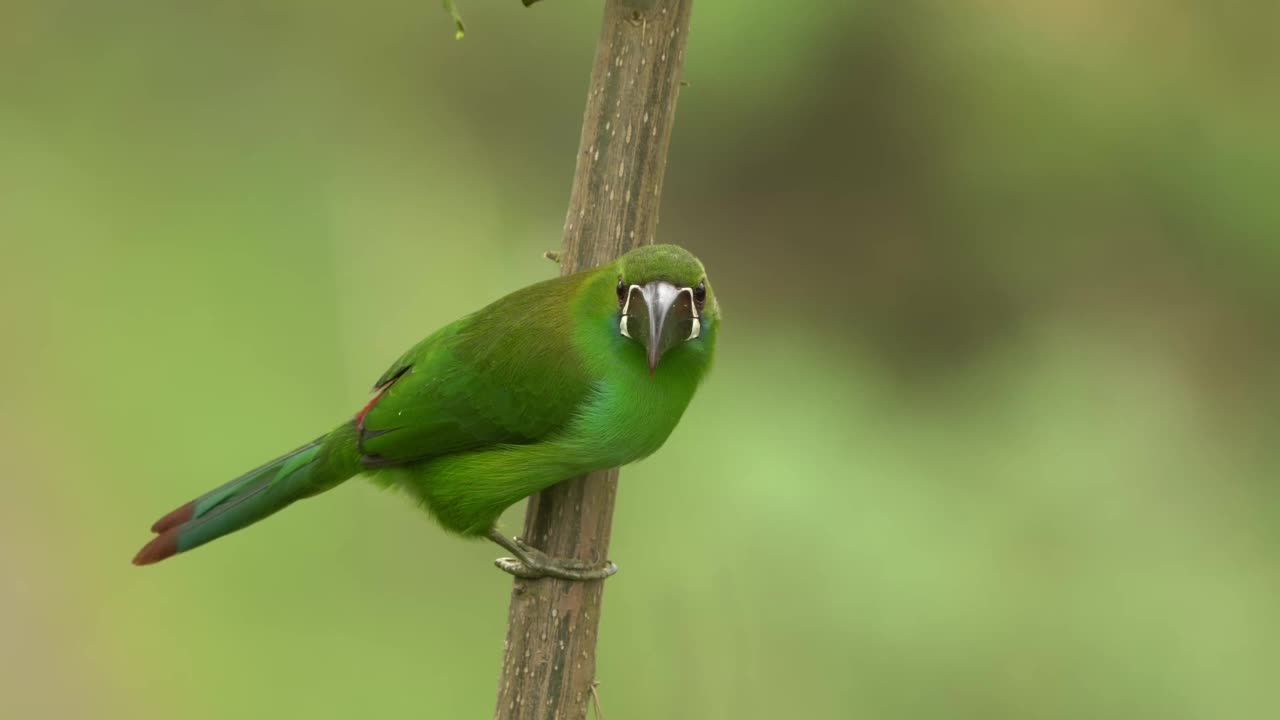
[356,275,594,466]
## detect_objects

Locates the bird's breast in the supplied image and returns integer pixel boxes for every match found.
[564,366,700,470]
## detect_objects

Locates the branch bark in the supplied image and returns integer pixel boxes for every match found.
[494,1,693,718]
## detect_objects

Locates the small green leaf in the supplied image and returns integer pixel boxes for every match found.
[443,0,466,39]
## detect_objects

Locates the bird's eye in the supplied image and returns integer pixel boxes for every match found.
[693,281,706,307]
[616,278,628,306]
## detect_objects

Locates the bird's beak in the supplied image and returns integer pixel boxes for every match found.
[620,281,701,373]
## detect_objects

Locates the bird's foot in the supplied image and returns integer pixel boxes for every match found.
[494,554,618,581]
[487,529,617,581]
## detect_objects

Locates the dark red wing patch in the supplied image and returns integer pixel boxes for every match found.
[355,364,410,429]
[354,391,383,427]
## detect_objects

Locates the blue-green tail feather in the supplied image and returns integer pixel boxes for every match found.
[134,436,330,565]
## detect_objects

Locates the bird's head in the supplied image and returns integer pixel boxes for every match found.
[613,244,718,374]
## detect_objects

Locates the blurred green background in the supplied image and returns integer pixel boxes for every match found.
[3,1,1279,718]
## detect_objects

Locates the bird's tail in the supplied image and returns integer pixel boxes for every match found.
[134,431,351,566]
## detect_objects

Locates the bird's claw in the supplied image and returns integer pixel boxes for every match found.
[488,529,617,581]
[494,555,619,581]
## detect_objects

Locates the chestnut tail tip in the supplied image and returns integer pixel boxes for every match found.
[149,502,195,534]
[132,531,179,566]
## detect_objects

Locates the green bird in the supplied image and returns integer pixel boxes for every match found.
[133,244,718,579]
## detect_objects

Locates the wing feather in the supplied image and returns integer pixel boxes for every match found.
[356,273,595,465]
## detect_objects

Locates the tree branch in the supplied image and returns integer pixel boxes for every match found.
[493,1,693,718]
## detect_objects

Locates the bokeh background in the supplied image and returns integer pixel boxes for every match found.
[3,1,1279,718]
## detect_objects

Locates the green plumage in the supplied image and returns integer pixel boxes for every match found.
[135,244,718,566]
